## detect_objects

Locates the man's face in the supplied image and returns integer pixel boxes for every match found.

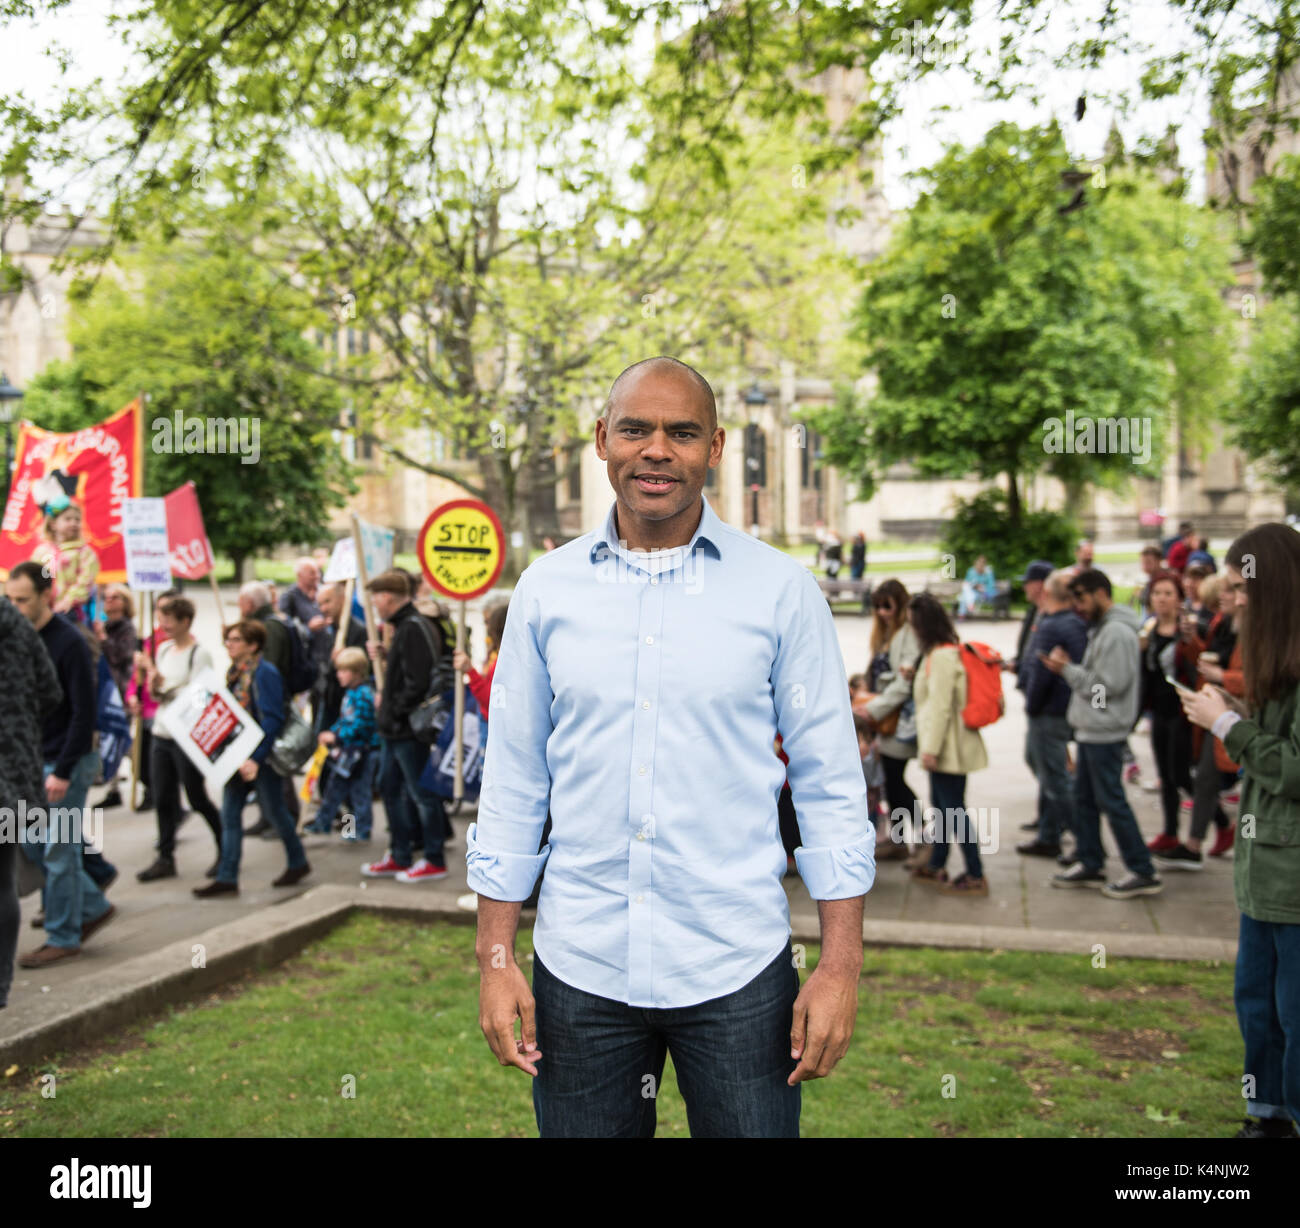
[297,564,320,596]
[1025,579,1044,607]
[237,594,255,618]
[1141,554,1159,576]
[318,585,342,622]
[594,368,723,529]
[1071,588,1101,623]
[4,575,47,625]
[371,589,403,622]
[1076,545,1094,569]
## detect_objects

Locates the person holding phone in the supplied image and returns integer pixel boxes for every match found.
[1179,523,1300,1138]
[1141,571,1196,857]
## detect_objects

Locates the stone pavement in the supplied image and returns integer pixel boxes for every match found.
[1,598,1239,1045]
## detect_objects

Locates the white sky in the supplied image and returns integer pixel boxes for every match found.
[2,0,1230,210]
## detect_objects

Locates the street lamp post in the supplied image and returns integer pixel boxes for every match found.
[743,381,767,538]
[0,371,23,509]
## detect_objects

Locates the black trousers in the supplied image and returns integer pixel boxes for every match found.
[881,753,917,824]
[1150,712,1193,837]
[152,737,222,859]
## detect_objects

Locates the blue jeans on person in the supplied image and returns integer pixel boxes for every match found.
[378,736,447,866]
[26,753,111,948]
[531,943,802,1137]
[309,747,374,838]
[1026,713,1074,846]
[926,770,983,879]
[1072,740,1156,878]
[1235,913,1300,1125]
[215,760,307,885]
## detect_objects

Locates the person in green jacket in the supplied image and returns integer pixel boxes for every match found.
[1181,522,1300,1139]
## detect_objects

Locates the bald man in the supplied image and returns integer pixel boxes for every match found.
[469,356,874,1137]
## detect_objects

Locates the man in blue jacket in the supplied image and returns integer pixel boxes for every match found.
[1017,570,1088,858]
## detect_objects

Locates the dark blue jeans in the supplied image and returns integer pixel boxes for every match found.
[378,737,447,866]
[1072,740,1155,878]
[926,770,983,878]
[215,761,307,884]
[1026,713,1074,845]
[310,748,375,838]
[531,944,802,1138]
[1235,913,1300,1124]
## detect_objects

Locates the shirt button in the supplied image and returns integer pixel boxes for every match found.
[635,893,644,904]
[641,700,650,710]
[636,832,645,841]
[638,765,647,776]
[650,576,658,585]
[645,635,654,644]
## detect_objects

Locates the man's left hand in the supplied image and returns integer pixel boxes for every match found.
[920,751,938,771]
[44,774,69,803]
[1039,646,1069,675]
[788,963,859,1085]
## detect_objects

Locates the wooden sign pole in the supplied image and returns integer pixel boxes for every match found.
[351,513,382,689]
[454,598,466,801]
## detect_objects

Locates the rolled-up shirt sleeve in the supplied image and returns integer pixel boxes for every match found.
[466,568,555,901]
[771,567,876,900]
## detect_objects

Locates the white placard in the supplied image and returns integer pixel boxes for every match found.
[322,520,394,582]
[323,537,356,582]
[121,497,173,592]
[159,667,267,788]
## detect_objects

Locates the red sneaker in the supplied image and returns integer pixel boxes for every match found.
[360,853,407,877]
[1208,826,1235,858]
[1147,833,1179,853]
[395,858,449,883]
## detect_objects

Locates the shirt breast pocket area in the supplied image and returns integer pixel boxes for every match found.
[661,616,774,730]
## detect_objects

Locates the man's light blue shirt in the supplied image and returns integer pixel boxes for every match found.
[466,493,875,1009]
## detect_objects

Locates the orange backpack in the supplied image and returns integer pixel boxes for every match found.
[958,642,1005,729]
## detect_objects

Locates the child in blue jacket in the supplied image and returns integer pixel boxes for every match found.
[307,647,380,840]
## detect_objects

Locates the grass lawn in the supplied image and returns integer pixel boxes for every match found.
[0,916,1242,1138]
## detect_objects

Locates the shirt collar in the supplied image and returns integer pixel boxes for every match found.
[589,493,723,567]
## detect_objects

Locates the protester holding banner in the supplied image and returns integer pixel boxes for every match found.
[5,561,117,968]
[193,620,311,896]
[137,597,223,883]
[360,569,451,884]
[125,590,182,814]
[30,497,100,624]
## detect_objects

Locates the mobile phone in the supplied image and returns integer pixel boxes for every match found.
[1165,674,1196,697]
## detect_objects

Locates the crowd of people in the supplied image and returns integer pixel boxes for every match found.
[0,489,505,995]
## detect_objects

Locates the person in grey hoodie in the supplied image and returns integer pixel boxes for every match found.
[1040,568,1163,898]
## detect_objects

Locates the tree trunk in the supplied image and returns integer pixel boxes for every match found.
[1005,470,1022,529]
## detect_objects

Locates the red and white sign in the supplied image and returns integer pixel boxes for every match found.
[164,481,216,580]
[160,667,265,787]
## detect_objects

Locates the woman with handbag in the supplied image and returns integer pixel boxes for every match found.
[1180,523,1300,1138]
[136,597,224,883]
[193,619,311,897]
[863,579,921,860]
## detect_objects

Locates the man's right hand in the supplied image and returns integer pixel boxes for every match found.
[479,958,543,1077]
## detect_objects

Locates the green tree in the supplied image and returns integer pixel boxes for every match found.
[22,240,353,577]
[1230,153,1300,497]
[805,122,1236,528]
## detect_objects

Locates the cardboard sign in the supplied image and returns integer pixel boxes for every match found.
[121,497,173,592]
[416,499,505,600]
[160,667,266,788]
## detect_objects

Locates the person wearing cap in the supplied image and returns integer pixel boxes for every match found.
[1008,560,1054,686]
[29,496,100,626]
[1016,570,1088,857]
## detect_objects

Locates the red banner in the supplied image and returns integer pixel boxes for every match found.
[191,692,239,762]
[0,399,144,583]
[164,481,216,580]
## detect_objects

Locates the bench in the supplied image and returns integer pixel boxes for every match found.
[925,577,1013,620]
[817,576,874,614]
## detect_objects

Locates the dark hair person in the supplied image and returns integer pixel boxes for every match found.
[863,578,919,858]
[1179,523,1300,1137]
[1140,570,1195,854]
[905,593,989,896]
